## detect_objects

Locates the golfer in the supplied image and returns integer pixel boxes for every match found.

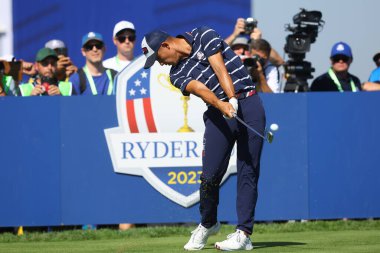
[141,26,266,251]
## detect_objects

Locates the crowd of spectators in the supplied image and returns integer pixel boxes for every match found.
[0,20,136,97]
[1,18,380,96]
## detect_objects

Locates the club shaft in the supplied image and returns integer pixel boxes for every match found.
[234,115,265,140]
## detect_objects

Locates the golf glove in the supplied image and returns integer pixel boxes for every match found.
[223,97,238,119]
[229,97,238,113]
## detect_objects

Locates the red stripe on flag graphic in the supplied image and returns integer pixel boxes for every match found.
[143,98,157,132]
[126,100,139,133]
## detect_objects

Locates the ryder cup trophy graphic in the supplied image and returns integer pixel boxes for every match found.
[158,73,194,133]
[105,55,237,208]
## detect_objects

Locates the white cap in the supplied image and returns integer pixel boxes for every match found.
[113,21,135,37]
[45,39,66,49]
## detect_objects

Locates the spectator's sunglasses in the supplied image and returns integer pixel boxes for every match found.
[116,34,136,43]
[84,42,104,51]
[331,55,350,63]
[39,58,57,67]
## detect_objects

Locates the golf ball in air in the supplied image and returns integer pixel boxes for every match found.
[270,123,279,131]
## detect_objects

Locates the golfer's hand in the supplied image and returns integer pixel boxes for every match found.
[218,99,237,119]
[229,97,238,114]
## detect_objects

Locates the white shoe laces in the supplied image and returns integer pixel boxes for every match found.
[226,230,244,243]
[190,224,207,242]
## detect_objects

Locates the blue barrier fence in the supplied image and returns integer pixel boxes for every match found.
[0,93,380,227]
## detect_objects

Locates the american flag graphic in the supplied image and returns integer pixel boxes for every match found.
[125,68,157,133]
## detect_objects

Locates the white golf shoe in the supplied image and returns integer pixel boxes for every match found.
[215,229,253,251]
[184,222,221,251]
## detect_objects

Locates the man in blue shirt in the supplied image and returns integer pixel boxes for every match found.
[69,32,116,95]
[142,26,266,251]
[362,52,380,91]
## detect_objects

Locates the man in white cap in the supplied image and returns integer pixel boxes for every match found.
[45,39,78,81]
[103,20,136,72]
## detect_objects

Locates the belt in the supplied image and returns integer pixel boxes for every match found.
[236,89,256,99]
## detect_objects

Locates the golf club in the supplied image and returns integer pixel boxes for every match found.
[234,114,274,143]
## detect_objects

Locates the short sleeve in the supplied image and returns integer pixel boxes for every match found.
[69,73,80,95]
[265,65,280,93]
[368,69,380,82]
[198,26,223,58]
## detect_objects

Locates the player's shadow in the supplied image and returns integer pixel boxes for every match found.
[204,241,305,250]
[254,241,306,249]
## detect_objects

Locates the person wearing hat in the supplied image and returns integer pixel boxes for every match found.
[310,41,361,92]
[142,26,266,251]
[225,18,285,67]
[230,36,249,60]
[69,32,116,95]
[103,21,136,72]
[18,48,72,96]
[45,39,78,81]
[362,52,380,91]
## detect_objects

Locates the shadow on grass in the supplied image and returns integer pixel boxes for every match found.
[254,241,306,249]
[202,241,305,250]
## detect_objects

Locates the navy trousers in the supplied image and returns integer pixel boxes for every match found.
[200,94,265,235]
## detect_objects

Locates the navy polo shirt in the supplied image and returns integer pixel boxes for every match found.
[170,26,254,100]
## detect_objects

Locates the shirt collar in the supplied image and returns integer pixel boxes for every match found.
[177,32,194,45]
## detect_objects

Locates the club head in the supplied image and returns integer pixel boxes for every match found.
[266,131,274,144]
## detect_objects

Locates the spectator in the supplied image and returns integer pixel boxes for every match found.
[310,42,361,92]
[18,48,72,96]
[45,39,78,81]
[0,56,22,96]
[69,32,116,95]
[230,36,249,60]
[248,39,280,93]
[225,18,284,66]
[103,21,136,72]
[362,52,380,91]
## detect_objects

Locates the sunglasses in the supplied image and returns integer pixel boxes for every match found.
[332,55,350,63]
[39,58,57,67]
[84,42,104,51]
[116,34,136,43]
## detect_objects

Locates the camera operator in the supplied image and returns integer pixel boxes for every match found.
[246,39,280,93]
[18,48,72,96]
[310,42,361,92]
[45,39,78,81]
[225,18,284,67]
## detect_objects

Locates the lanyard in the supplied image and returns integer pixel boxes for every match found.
[115,56,120,68]
[328,68,357,92]
[3,76,12,94]
[83,66,114,95]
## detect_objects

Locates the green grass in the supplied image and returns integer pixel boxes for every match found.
[0,220,379,253]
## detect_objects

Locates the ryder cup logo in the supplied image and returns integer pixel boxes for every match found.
[104,55,236,207]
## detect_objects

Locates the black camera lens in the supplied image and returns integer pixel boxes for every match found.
[243,57,257,68]
[243,17,257,35]
[41,76,58,86]
[54,47,68,57]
